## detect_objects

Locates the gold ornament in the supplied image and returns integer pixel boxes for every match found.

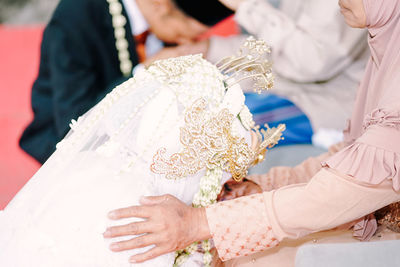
[151,98,285,182]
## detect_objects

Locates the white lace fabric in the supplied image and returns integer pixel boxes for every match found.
[0,55,251,266]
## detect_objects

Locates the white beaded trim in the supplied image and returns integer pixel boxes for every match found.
[122,98,179,173]
[107,0,132,76]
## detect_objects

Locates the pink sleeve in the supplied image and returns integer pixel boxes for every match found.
[206,194,279,261]
[206,167,400,261]
[325,124,400,190]
[248,142,345,191]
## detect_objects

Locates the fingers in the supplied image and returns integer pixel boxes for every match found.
[108,205,152,220]
[129,245,169,263]
[187,17,209,35]
[147,0,173,16]
[219,191,236,201]
[177,41,209,56]
[139,194,172,205]
[218,179,262,201]
[109,233,159,252]
[175,36,193,45]
[245,180,263,194]
[104,221,154,238]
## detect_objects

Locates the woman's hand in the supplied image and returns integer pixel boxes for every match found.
[211,247,225,267]
[217,0,247,11]
[103,195,211,263]
[218,178,262,201]
[176,40,210,57]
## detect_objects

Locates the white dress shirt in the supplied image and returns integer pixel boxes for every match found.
[121,0,163,73]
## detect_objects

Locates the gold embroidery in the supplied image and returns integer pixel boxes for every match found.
[252,124,286,167]
[151,98,233,179]
[149,54,204,79]
[151,98,285,181]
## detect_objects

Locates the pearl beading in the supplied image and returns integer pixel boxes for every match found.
[106,0,132,77]
[95,88,161,158]
[121,98,179,173]
[147,54,226,111]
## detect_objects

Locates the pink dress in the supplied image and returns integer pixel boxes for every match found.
[206,0,400,263]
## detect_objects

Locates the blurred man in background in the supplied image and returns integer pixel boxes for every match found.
[168,0,369,149]
[19,0,232,164]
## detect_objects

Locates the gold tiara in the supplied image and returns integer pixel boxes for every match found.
[216,36,274,93]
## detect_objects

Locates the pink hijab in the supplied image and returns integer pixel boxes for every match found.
[326,0,400,190]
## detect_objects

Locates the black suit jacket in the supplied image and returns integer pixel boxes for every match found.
[20,0,139,163]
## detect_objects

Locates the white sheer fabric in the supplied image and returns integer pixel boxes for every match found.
[0,55,250,266]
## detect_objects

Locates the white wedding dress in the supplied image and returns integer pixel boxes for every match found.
[0,55,260,267]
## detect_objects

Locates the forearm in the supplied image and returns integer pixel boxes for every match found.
[206,167,400,261]
[206,193,278,261]
[248,142,345,191]
[194,207,212,241]
[268,168,400,239]
[206,35,248,64]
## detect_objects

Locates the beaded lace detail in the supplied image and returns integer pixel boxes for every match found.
[150,98,248,180]
[148,54,226,110]
[151,98,285,181]
[150,54,204,78]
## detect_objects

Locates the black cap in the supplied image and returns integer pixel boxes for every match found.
[175,0,234,26]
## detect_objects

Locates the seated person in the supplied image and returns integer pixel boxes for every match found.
[171,0,369,147]
[19,0,232,164]
[0,39,283,266]
[98,1,400,267]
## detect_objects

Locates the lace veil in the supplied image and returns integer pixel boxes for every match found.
[3,38,283,267]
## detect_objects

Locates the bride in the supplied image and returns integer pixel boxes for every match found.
[0,38,283,266]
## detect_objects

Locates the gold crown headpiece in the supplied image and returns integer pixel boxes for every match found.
[151,98,285,182]
[216,36,274,93]
[150,37,284,182]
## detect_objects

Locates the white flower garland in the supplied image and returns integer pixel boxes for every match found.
[174,168,223,267]
[173,78,256,267]
[192,168,223,208]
